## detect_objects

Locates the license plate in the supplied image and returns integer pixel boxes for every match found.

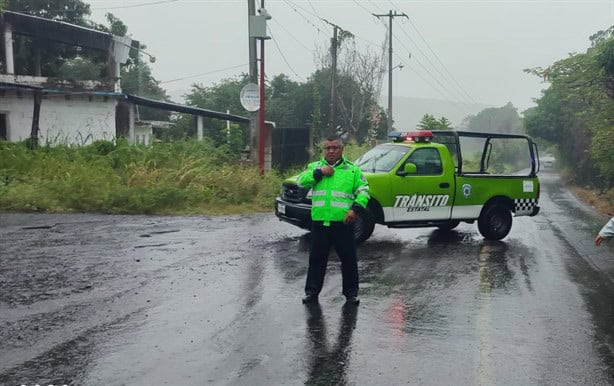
[277,203,286,214]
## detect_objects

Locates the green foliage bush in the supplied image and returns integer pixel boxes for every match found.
[0,139,284,215]
[524,27,614,188]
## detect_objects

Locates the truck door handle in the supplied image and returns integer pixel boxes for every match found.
[439,182,450,189]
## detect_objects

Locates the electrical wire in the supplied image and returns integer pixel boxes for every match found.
[356,2,465,102]
[91,0,179,10]
[353,0,476,104]
[268,26,306,81]
[271,19,314,53]
[159,63,249,84]
[351,0,373,15]
[391,30,466,104]
[306,0,332,33]
[388,0,478,104]
[282,0,329,35]
[393,52,454,104]
[366,0,386,13]
[369,4,472,103]
[393,50,473,118]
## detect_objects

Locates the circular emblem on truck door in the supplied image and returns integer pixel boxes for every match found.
[462,184,472,198]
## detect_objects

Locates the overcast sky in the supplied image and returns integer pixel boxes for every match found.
[89,0,614,113]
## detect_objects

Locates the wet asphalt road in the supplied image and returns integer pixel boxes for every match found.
[1,170,614,386]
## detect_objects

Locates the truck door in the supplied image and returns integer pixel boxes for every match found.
[389,147,454,222]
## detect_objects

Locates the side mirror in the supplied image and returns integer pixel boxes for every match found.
[397,162,417,176]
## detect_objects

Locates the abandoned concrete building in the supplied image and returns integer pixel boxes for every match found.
[0,11,249,147]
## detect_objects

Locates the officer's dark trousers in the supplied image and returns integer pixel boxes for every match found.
[305,221,359,298]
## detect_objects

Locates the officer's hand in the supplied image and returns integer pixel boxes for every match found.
[344,209,357,224]
[321,166,334,176]
[595,234,605,246]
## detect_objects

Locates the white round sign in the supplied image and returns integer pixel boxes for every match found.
[240,83,260,112]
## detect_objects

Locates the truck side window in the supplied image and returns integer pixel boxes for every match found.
[406,148,443,175]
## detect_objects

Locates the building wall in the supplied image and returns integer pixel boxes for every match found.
[0,91,117,145]
[134,122,153,145]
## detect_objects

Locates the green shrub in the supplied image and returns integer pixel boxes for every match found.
[0,139,283,215]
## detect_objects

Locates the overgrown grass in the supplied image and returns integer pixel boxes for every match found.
[0,139,284,215]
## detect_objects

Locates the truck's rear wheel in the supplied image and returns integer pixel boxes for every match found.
[478,204,512,240]
[353,210,375,244]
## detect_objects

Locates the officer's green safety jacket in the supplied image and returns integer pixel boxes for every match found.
[297,156,370,226]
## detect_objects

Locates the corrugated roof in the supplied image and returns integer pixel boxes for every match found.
[124,94,250,123]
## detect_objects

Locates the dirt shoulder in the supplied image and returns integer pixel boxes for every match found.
[570,186,614,217]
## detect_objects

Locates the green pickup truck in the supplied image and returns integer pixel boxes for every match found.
[275,130,541,243]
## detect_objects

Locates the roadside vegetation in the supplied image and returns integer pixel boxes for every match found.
[0,139,284,215]
[524,26,614,215]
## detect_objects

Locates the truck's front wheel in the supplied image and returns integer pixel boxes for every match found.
[353,210,375,244]
[478,204,512,240]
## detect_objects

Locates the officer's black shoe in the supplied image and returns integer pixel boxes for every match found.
[345,296,360,305]
[302,294,319,304]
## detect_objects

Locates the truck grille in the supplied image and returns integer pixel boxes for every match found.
[282,182,311,204]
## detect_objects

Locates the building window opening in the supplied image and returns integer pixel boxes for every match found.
[0,114,7,140]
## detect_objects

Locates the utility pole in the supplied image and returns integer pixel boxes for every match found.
[247,0,258,166]
[247,0,270,174]
[329,25,338,135]
[257,0,271,175]
[248,0,258,83]
[321,19,348,136]
[258,4,266,176]
[373,10,408,133]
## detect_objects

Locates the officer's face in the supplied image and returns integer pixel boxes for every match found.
[323,139,343,164]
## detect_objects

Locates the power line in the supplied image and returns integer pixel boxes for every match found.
[390,30,466,104]
[271,19,314,53]
[282,0,329,35]
[159,63,248,84]
[376,1,470,103]
[91,0,179,10]
[394,52,455,104]
[351,0,373,15]
[268,26,306,81]
[404,17,478,104]
[389,0,478,104]
[367,0,386,13]
[306,0,331,33]
[356,0,477,105]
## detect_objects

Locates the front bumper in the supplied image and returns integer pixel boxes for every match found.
[275,197,312,230]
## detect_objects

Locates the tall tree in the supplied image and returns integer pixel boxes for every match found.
[6,0,90,23]
[417,114,454,131]
[460,103,523,134]
[524,26,614,187]
[266,74,311,128]
[6,0,92,76]
[315,33,387,142]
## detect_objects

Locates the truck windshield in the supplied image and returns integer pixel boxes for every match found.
[354,144,409,173]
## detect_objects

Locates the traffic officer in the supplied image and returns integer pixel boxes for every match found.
[595,217,614,246]
[298,134,370,305]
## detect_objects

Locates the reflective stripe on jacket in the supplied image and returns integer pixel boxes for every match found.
[297,156,370,226]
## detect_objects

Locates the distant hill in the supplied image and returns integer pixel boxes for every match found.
[390,96,491,130]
